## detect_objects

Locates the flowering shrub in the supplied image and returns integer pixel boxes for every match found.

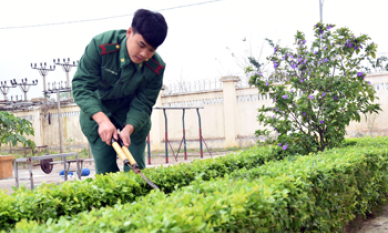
[247,23,381,154]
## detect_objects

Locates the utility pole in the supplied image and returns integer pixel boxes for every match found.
[45,81,72,154]
[31,62,55,94]
[11,78,38,101]
[319,0,324,22]
[53,58,78,100]
[0,80,17,101]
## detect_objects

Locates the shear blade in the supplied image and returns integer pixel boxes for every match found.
[138,172,160,190]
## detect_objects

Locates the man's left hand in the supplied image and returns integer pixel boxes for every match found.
[120,124,135,147]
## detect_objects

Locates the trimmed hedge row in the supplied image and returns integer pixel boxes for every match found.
[0,146,278,231]
[9,145,388,232]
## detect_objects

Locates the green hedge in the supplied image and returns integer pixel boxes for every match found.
[9,144,388,232]
[0,146,278,231]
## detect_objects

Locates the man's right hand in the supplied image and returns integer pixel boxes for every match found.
[92,112,118,145]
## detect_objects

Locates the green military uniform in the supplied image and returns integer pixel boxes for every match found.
[72,30,165,174]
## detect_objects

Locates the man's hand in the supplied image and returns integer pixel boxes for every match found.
[92,112,118,145]
[120,124,135,147]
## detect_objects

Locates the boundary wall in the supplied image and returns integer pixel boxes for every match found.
[3,72,388,153]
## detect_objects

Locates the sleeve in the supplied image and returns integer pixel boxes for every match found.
[72,38,103,119]
[125,65,165,132]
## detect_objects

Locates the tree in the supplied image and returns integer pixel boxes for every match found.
[0,111,35,153]
[247,23,381,155]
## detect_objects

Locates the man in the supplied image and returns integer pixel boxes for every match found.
[72,9,168,174]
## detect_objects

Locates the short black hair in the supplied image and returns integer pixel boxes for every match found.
[131,9,168,49]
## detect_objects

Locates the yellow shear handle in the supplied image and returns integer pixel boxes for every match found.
[112,142,127,162]
[121,146,137,166]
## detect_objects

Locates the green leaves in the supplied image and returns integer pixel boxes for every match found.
[0,146,279,231]
[249,23,381,155]
[10,137,388,232]
[0,111,35,150]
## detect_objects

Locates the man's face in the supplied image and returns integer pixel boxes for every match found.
[126,28,156,64]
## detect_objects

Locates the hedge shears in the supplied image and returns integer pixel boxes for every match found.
[111,137,160,190]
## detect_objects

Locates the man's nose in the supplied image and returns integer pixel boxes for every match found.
[140,49,151,58]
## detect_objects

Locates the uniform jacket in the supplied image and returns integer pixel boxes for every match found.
[72,30,165,143]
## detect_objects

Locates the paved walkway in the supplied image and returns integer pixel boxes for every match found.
[355,204,388,233]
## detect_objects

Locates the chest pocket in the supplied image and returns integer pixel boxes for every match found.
[99,68,121,89]
[97,68,122,100]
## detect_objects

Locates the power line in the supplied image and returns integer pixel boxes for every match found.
[0,0,226,30]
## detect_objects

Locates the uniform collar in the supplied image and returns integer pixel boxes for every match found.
[119,37,143,72]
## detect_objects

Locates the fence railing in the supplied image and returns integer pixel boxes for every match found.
[163,73,253,95]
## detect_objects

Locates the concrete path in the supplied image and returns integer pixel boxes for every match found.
[356,204,388,233]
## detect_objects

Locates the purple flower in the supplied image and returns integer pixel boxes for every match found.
[274,47,277,53]
[322,92,326,96]
[333,96,338,100]
[256,72,262,76]
[291,63,297,69]
[266,81,269,86]
[272,115,275,119]
[357,72,364,77]
[302,40,306,44]
[319,120,324,124]
[325,58,329,62]
[298,58,303,63]
[283,55,286,60]
[282,95,288,99]
[290,89,294,93]
[304,58,307,64]
[308,70,311,75]
[367,81,371,85]
[278,143,282,147]
[308,95,314,100]
[324,47,327,50]
[371,42,374,44]
[299,79,304,83]
[303,112,306,116]
[355,46,359,49]
[282,144,288,150]
[319,29,324,34]
[314,51,318,55]
[327,25,333,30]
[360,45,364,49]
[274,61,278,69]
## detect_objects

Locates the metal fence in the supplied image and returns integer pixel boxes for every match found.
[163,73,252,95]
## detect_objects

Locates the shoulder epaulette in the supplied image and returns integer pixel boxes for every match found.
[144,58,164,75]
[99,43,120,55]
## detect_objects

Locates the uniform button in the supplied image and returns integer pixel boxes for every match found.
[139,63,142,67]
[116,45,120,49]
[119,82,123,85]
[121,58,125,62]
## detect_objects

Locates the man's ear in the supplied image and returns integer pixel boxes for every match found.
[126,27,133,38]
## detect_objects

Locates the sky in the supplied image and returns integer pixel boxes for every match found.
[0,0,387,100]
